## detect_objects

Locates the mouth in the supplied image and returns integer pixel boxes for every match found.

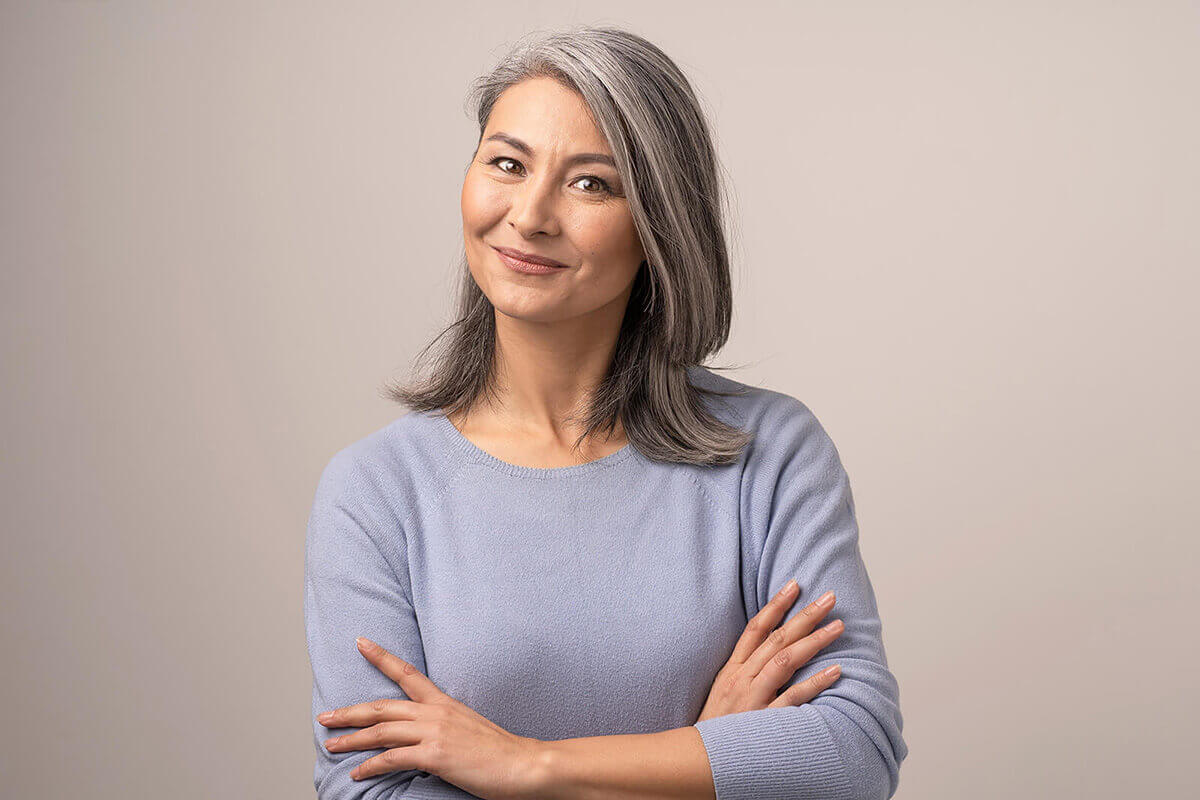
[491,245,571,273]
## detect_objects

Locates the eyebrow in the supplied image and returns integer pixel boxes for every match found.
[482,132,617,169]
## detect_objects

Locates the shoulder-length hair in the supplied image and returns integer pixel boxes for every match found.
[384,24,753,466]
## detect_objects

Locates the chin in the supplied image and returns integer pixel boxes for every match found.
[491,297,567,324]
[485,282,577,321]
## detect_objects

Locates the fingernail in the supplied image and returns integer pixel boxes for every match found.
[779,579,797,596]
[817,591,834,608]
[318,712,333,723]
[823,665,841,679]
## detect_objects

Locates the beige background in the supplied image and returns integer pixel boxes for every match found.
[3,1,1197,797]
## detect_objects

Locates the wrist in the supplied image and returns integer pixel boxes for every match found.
[520,737,561,800]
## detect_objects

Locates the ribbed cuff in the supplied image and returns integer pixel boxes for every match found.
[390,774,480,798]
[693,704,854,800]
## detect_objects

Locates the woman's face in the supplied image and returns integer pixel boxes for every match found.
[461,77,645,324]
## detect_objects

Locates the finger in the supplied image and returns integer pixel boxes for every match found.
[356,637,443,703]
[750,617,845,694]
[351,744,427,781]
[742,592,836,677]
[319,697,419,728]
[766,664,842,709]
[325,720,421,753]
[727,580,800,664]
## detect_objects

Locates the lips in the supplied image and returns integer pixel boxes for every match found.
[491,245,570,269]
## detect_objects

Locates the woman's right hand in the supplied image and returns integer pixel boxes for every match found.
[695,580,844,723]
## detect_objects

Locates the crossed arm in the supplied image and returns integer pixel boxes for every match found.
[307,540,900,800]
[528,726,716,800]
[312,581,876,800]
[310,591,892,800]
[316,633,717,799]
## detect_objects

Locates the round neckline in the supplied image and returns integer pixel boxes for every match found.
[430,410,637,478]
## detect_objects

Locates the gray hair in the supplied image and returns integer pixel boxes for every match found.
[384,24,752,466]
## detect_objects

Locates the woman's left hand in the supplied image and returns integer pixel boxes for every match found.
[318,637,549,800]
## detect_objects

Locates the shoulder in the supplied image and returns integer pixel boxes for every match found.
[688,369,857,559]
[688,364,850,526]
[687,364,840,468]
[312,409,459,518]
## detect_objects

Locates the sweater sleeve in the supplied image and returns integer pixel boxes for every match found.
[692,399,908,800]
[304,450,481,799]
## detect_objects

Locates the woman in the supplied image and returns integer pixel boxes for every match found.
[304,25,907,800]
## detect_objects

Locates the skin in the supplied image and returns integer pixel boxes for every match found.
[452,75,645,465]
[316,76,846,798]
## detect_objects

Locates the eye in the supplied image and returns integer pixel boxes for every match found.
[487,156,524,175]
[571,175,614,196]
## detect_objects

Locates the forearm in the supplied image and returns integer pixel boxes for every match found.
[531,726,715,800]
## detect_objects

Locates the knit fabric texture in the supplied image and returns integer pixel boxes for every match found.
[304,365,907,799]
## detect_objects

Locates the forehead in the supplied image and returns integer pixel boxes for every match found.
[483,77,611,154]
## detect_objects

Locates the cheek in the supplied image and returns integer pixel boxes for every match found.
[461,174,506,230]
[573,212,643,274]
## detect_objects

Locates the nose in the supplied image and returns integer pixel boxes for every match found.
[508,172,561,238]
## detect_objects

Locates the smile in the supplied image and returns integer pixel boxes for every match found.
[491,246,571,274]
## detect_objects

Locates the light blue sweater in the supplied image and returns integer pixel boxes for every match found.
[304,365,907,799]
